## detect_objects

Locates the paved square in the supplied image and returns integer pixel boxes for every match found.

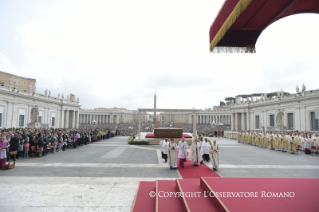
[1,136,319,211]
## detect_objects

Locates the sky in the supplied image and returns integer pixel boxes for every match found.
[0,0,319,110]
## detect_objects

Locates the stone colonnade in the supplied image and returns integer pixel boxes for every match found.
[190,114,231,125]
[231,112,249,131]
[78,114,119,124]
[60,109,79,128]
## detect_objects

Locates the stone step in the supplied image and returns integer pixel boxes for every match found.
[131,181,156,212]
[177,178,223,212]
[156,180,184,212]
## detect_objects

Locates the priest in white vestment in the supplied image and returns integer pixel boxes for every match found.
[178,137,188,168]
[162,139,169,162]
[159,137,165,159]
[209,140,219,171]
[201,138,210,162]
[189,139,202,166]
[303,135,311,154]
[167,139,177,169]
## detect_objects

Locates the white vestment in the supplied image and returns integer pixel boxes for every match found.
[178,141,188,159]
[162,141,169,154]
[201,141,210,155]
[159,139,165,152]
[189,142,202,165]
[167,142,177,168]
[209,144,219,169]
[304,138,311,149]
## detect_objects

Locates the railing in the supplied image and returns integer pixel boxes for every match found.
[0,84,80,105]
[230,89,319,108]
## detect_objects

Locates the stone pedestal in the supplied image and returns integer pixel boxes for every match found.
[27,122,41,128]
[27,122,49,128]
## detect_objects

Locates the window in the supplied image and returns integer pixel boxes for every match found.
[270,115,275,127]
[0,113,2,126]
[19,115,24,127]
[52,117,55,127]
[255,116,260,129]
[23,81,27,86]
[287,113,294,130]
[310,112,319,131]
[38,116,42,123]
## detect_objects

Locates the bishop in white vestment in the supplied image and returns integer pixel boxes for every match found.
[178,138,188,168]
[167,139,177,169]
[209,140,219,171]
[189,139,202,166]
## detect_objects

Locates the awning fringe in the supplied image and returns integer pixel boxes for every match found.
[210,0,253,51]
[212,46,256,53]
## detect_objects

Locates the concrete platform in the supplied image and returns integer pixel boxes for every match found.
[1,136,319,211]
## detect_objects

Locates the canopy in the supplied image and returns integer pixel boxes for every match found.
[209,0,319,53]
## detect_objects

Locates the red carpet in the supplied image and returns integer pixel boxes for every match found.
[177,151,221,179]
[145,133,192,138]
[157,180,184,212]
[202,177,319,212]
[131,181,156,212]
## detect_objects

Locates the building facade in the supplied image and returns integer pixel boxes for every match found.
[158,106,231,125]
[230,89,319,131]
[0,71,317,132]
[0,83,80,128]
[79,108,149,124]
[0,70,37,93]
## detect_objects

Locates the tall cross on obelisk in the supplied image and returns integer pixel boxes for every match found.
[153,90,156,123]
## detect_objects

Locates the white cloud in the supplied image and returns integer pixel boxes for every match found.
[0,0,318,109]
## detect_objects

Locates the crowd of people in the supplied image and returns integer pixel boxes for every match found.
[79,122,228,137]
[0,127,119,169]
[0,122,227,169]
[224,130,319,154]
[159,137,219,171]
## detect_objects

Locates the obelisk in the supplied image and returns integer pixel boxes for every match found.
[153,90,156,123]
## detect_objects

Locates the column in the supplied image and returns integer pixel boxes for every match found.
[243,113,246,130]
[75,110,79,128]
[71,110,75,128]
[246,112,250,130]
[193,111,197,136]
[231,114,234,130]
[60,109,65,128]
[64,110,69,128]
[234,112,238,130]
[138,111,141,136]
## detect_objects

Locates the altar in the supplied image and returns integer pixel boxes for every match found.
[136,108,201,145]
[154,128,182,137]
